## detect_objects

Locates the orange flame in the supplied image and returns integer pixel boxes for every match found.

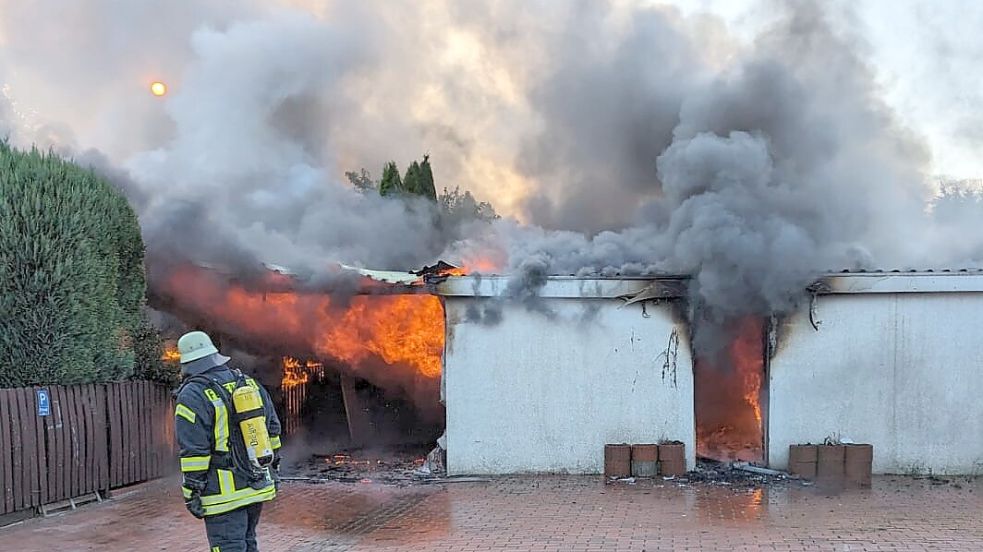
[732,319,764,427]
[317,295,444,378]
[281,357,310,388]
[161,346,181,363]
[695,316,765,462]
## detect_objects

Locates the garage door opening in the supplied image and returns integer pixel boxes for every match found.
[694,316,766,463]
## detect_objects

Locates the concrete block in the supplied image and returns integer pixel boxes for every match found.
[631,444,658,477]
[604,444,631,479]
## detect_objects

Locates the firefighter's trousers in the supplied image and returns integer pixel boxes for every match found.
[204,502,263,552]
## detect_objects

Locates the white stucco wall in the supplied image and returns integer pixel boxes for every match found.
[768,292,983,475]
[442,297,695,475]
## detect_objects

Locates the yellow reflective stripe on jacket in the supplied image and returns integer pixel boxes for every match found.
[217,469,235,495]
[180,455,211,472]
[175,403,196,424]
[182,486,193,499]
[200,469,276,515]
[202,486,275,516]
[271,435,282,450]
[203,388,230,452]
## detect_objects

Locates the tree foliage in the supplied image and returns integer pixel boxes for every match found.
[378,161,403,197]
[438,186,499,223]
[374,156,438,202]
[345,168,377,193]
[0,143,157,387]
[347,156,498,224]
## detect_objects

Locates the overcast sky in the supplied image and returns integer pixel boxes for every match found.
[659,0,982,182]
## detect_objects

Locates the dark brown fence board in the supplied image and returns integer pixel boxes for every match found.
[81,385,92,496]
[126,382,136,484]
[95,385,109,491]
[114,383,122,487]
[150,385,159,478]
[60,385,72,502]
[95,384,107,492]
[27,388,40,507]
[9,387,24,510]
[56,386,70,502]
[106,384,116,487]
[140,382,148,481]
[125,382,135,485]
[82,385,94,496]
[133,383,142,483]
[110,383,122,487]
[63,385,75,500]
[16,389,27,508]
[89,385,98,493]
[20,387,45,506]
[127,383,136,485]
[0,391,13,515]
[70,385,82,499]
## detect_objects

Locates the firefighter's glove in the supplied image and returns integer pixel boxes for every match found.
[185,492,205,519]
[183,476,206,519]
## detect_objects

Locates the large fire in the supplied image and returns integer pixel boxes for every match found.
[695,316,765,463]
[318,296,444,378]
[156,263,449,408]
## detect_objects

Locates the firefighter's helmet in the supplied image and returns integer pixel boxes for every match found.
[177,331,220,364]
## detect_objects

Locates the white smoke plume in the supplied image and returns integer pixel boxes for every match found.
[1,0,982,330]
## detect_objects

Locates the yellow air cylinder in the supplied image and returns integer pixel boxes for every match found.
[232,384,274,467]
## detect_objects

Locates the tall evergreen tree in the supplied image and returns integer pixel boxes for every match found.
[0,144,152,387]
[402,160,423,197]
[418,155,437,202]
[378,161,403,197]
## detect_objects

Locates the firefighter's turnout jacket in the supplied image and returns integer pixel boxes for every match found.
[175,364,282,516]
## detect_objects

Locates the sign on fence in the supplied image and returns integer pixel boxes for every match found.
[36,389,49,417]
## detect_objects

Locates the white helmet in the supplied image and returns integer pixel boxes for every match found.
[177,331,220,364]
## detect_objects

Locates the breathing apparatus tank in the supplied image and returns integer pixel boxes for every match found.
[231,383,274,467]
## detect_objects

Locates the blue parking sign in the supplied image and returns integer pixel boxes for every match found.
[37,388,50,417]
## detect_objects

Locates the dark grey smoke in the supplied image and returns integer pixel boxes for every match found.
[3,0,983,348]
[488,1,961,340]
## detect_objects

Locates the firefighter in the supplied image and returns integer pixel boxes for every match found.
[174,331,283,552]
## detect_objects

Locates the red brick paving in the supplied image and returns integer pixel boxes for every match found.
[0,475,981,551]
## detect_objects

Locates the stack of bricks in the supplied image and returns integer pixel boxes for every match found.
[603,442,686,480]
[789,443,873,486]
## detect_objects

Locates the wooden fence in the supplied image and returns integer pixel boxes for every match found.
[0,382,175,520]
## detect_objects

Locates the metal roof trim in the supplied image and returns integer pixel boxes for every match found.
[814,272,983,294]
[437,272,983,298]
[435,275,689,298]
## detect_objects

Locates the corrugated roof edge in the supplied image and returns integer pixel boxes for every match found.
[436,271,983,297]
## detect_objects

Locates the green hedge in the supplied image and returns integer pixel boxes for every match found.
[0,144,162,387]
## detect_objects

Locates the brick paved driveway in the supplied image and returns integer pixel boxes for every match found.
[0,475,980,551]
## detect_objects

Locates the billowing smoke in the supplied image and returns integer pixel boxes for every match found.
[2,0,982,349]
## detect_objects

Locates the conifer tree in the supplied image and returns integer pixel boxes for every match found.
[0,143,154,387]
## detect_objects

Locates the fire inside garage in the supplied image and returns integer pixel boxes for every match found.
[149,261,460,474]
